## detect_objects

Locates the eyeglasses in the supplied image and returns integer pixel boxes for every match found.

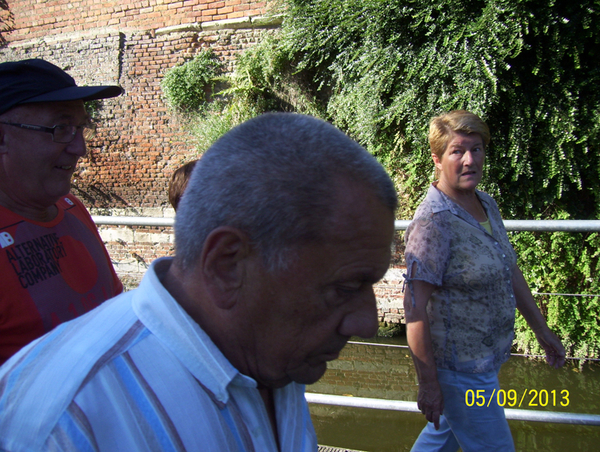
[0,121,97,143]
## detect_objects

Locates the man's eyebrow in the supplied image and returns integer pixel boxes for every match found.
[52,113,92,124]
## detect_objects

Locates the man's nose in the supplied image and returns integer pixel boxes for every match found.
[65,130,87,157]
[338,288,379,339]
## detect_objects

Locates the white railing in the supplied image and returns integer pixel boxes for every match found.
[93,216,600,232]
[305,393,600,426]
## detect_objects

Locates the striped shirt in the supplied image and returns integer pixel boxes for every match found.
[0,257,317,452]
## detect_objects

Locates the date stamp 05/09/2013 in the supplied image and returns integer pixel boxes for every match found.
[465,389,570,408]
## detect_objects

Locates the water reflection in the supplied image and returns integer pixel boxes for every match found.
[307,336,600,451]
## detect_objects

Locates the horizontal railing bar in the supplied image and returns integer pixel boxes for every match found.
[396,220,600,232]
[307,393,420,413]
[92,216,600,232]
[92,216,175,227]
[501,220,600,232]
[305,393,600,426]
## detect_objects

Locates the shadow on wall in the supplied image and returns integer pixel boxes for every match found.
[71,183,134,213]
[0,1,13,46]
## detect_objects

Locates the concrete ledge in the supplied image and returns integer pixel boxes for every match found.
[89,207,175,218]
[201,17,253,31]
[155,14,283,35]
[0,28,123,48]
[155,23,203,35]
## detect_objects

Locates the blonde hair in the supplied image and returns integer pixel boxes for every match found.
[429,110,490,161]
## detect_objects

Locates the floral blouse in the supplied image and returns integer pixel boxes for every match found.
[404,184,518,373]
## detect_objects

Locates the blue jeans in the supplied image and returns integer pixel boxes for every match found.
[411,367,515,452]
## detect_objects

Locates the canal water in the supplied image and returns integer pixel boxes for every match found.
[307,336,600,451]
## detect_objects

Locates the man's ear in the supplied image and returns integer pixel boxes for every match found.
[200,226,251,310]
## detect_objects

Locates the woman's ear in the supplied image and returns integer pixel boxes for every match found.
[200,226,251,310]
[432,152,442,173]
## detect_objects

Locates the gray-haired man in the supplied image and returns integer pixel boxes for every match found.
[0,59,123,365]
[0,113,397,451]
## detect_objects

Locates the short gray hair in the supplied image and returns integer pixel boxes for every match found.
[175,113,397,270]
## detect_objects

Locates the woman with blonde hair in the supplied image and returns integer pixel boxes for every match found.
[404,110,565,451]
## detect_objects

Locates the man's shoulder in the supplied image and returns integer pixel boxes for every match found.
[59,193,85,206]
[0,293,145,450]
[0,202,24,229]
[58,193,93,218]
[0,194,90,231]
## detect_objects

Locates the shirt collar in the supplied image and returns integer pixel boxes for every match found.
[427,183,491,230]
[132,257,257,405]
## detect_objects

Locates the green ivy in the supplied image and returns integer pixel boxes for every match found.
[181,0,600,358]
[161,50,222,113]
[512,229,600,360]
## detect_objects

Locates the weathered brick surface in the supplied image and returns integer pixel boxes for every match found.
[1,1,276,211]
[308,342,418,401]
[3,1,269,42]
[0,1,406,319]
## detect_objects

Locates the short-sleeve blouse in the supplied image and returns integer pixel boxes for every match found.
[404,184,518,373]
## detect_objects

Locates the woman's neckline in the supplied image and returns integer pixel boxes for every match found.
[433,181,488,222]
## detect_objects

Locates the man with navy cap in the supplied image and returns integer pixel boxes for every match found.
[0,59,124,365]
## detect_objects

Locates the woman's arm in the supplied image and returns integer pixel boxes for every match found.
[512,266,566,368]
[404,276,444,429]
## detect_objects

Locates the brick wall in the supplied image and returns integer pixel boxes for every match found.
[308,342,418,402]
[0,0,407,321]
[3,1,268,43]
[1,1,276,210]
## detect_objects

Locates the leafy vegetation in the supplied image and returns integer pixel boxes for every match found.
[163,0,600,359]
[161,49,221,113]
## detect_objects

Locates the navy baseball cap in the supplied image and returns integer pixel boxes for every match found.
[0,59,123,115]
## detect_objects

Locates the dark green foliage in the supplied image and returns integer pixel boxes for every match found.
[189,0,600,357]
[84,100,101,119]
[221,34,326,118]
[512,230,600,360]
[161,50,222,113]
[280,0,600,217]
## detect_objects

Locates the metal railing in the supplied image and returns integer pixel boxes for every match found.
[93,215,600,426]
[93,216,600,232]
[395,219,600,231]
[309,341,600,425]
[305,393,600,426]
[92,216,175,227]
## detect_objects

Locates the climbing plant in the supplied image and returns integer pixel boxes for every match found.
[161,49,222,113]
[184,0,600,358]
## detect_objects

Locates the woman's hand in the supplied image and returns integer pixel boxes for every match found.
[512,266,566,369]
[417,379,444,429]
[535,328,566,369]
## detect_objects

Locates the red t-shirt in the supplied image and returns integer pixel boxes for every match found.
[0,194,123,364]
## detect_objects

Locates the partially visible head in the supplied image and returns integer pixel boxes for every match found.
[0,59,123,116]
[168,160,198,211]
[0,59,123,214]
[429,110,490,162]
[173,113,397,387]
[237,177,396,387]
[175,112,398,271]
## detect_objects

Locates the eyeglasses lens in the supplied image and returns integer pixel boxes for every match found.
[53,124,96,143]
